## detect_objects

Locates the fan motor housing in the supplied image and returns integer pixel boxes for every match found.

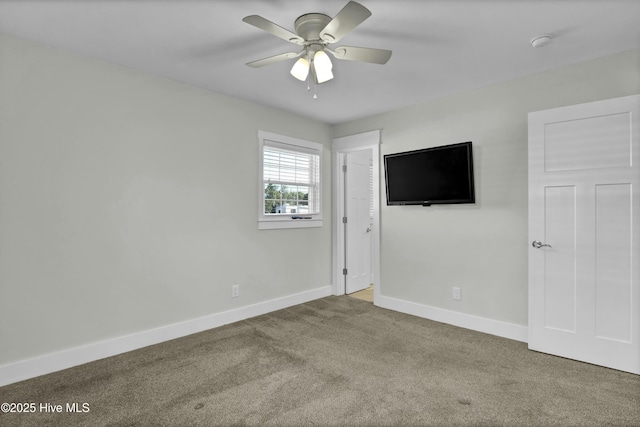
[294,13,332,42]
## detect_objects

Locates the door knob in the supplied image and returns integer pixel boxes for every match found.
[366,227,372,233]
[532,240,552,249]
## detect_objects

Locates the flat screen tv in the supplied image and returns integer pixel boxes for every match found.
[384,141,475,206]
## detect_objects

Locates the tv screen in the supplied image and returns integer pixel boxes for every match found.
[384,141,475,206]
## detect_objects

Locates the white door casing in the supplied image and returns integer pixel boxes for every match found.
[528,94,640,374]
[345,149,372,294]
[331,130,381,299]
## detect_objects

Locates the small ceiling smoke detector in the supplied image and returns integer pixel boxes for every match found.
[531,35,552,48]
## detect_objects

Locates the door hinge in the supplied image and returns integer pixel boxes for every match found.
[342,268,348,275]
[342,217,347,224]
[342,165,347,173]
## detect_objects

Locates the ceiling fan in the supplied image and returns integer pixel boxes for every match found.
[242,1,392,86]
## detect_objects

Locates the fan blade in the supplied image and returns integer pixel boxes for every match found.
[242,15,304,44]
[320,1,372,43]
[330,46,392,64]
[246,51,304,68]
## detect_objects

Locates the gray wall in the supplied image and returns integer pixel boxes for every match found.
[333,48,640,327]
[0,34,332,365]
[1,30,638,368]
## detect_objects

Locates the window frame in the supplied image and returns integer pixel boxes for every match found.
[258,131,323,230]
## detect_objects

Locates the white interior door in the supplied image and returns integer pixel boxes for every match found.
[345,149,372,294]
[528,94,640,374]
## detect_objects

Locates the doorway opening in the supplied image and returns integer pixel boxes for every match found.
[348,284,374,302]
[332,131,381,303]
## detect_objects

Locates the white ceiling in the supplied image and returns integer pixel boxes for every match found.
[1,0,639,125]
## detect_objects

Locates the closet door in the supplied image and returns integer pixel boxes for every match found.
[528,94,640,374]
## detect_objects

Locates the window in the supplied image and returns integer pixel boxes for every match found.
[258,131,323,229]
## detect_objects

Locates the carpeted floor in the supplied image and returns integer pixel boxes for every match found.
[1,296,639,426]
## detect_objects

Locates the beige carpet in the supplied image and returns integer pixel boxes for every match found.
[1,296,639,426]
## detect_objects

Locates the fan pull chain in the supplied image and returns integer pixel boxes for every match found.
[304,64,317,99]
[312,74,318,100]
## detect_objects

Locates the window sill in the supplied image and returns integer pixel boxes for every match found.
[258,218,323,230]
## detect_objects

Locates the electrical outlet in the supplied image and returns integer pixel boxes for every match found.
[452,287,461,301]
[232,284,240,298]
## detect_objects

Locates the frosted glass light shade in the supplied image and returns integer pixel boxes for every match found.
[313,50,333,83]
[290,57,310,81]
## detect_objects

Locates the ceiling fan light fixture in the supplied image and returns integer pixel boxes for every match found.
[290,57,310,81]
[313,50,333,83]
[243,1,390,91]
[316,67,334,84]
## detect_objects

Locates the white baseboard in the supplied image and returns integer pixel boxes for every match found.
[0,286,332,387]
[375,295,528,343]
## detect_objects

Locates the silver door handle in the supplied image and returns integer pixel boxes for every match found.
[366,227,372,233]
[532,240,552,249]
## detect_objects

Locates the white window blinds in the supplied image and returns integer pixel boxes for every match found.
[262,140,320,216]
